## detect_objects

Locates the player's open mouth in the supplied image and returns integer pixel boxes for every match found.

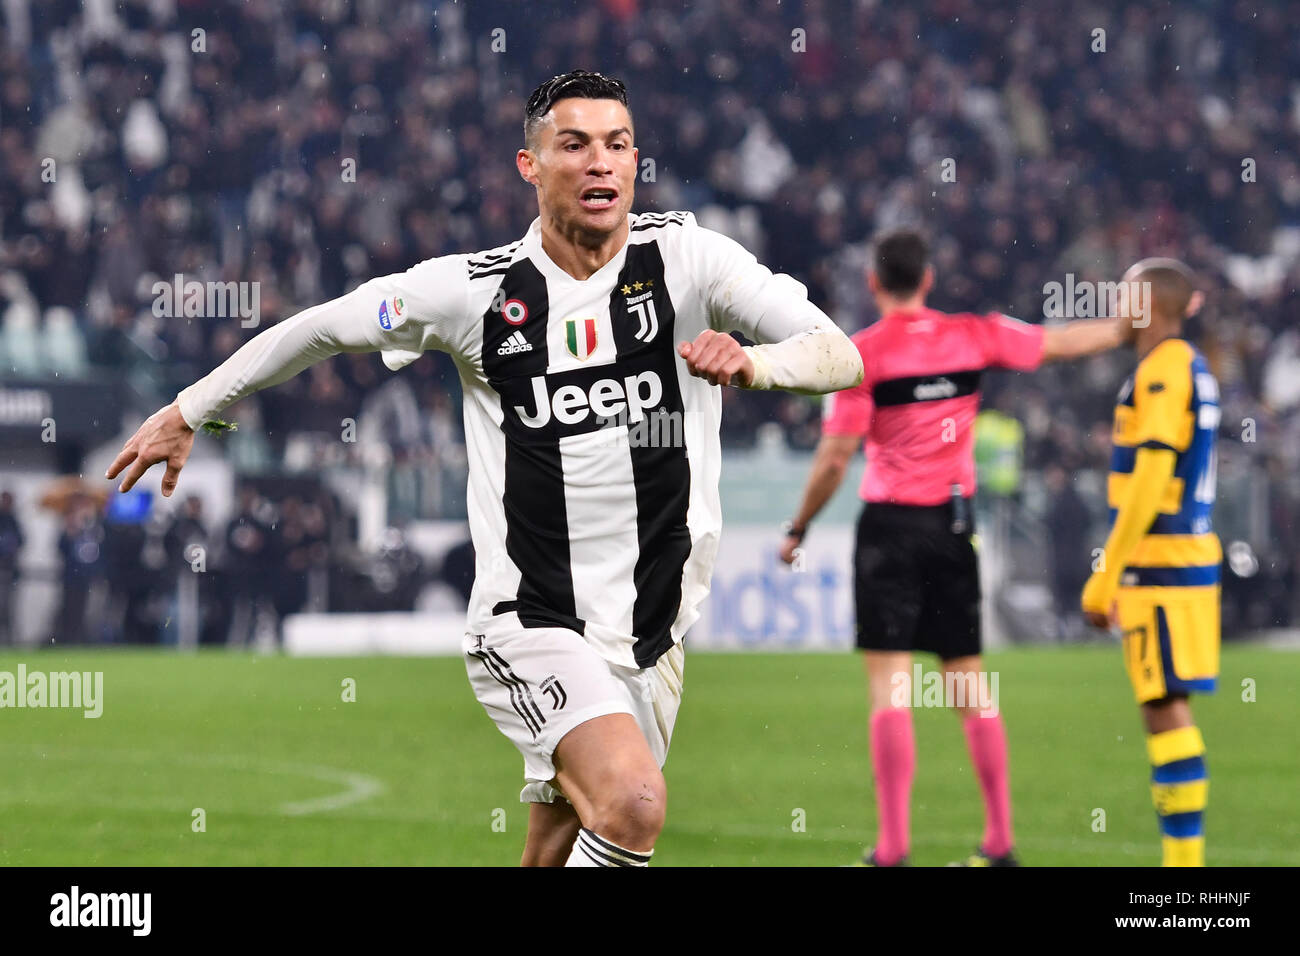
[580,188,618,210]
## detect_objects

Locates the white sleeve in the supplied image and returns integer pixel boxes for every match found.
[690,216,863,394]
[174,255,470,430]
[742,324,864,395]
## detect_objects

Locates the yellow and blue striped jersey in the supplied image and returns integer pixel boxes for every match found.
[1108,338,1221,587]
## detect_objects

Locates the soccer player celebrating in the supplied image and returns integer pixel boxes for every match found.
[1081,258,1218,868]
[106,71,863,866]
[779,229,1126,866]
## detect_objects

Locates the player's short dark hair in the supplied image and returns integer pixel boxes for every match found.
[872,229,929,295]
[1127,257,1198,321]
[524,70,631,149]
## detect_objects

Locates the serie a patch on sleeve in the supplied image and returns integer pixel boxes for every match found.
[377,295,408,331]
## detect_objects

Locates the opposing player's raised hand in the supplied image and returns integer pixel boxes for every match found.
[105,402,196,497]
[677,329,754,387]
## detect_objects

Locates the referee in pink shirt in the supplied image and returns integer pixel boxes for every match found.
[780,229,1125,866]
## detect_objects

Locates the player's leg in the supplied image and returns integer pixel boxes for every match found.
[1140,694,1208,867]
[942,653,1015,865]
[518,715,666,867]
[465,627,684,867]
[464,626,662,867]
[862,649,915,866]
[551,712,665,865]
[1120,591,1217,867]
[1142,693,1193,734]
[555,639,684,866]
[520,798,582,867]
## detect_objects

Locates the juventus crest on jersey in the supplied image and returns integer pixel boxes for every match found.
[180,210,838,669]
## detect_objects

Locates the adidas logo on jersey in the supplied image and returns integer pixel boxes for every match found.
[497,331,533,356]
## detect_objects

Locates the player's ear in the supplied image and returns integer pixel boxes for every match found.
[1185,290,1205,318]
[516,148,539,186]
[919,266,935,296]
[866,269,880,295]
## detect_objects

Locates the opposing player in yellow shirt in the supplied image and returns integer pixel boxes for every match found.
[1082,258,1218,867]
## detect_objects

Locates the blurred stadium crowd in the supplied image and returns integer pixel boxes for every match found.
[0,0,1297,642]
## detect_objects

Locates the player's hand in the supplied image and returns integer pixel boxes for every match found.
[678,330,754,387]
[1081,571,1118,629]
[1083,607,1114,629]
[778,534,801,565]
[106,402,195,497]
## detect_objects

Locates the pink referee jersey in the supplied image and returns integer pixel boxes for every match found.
[822,307,1045,506]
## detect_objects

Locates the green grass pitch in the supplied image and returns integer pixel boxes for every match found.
[1,645,1295,866]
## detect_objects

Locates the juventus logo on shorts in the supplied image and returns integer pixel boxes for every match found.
[541,675,567,711]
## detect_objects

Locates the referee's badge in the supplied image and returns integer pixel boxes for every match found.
[565,316,598,360]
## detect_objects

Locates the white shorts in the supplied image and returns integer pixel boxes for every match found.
[463,625,685,804]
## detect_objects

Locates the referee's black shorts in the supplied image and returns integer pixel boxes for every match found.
[853,499,981,659]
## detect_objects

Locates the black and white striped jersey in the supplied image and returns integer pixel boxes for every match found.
[180,211,839,668]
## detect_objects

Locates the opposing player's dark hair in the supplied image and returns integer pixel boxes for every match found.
[873,229,930,295]
[524,70,631,148]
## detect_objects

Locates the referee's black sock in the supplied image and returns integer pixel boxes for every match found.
[565,828,653,867]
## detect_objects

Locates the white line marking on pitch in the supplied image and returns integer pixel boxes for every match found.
[0,744,387,817]
[275,763,386,816]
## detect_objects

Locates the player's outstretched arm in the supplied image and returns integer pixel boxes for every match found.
[1041,317,1129,363]
[677,324,862,393]
[106,268,441,496]
[1081,446,1176,626]
[739,321,863,394]
[105,402,195,496]
[688,216,863,394]
[677,329,755,387]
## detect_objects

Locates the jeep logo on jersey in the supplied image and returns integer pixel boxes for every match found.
[514,370,663,429]
[502,299,529,325]
[565,316,598,360]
